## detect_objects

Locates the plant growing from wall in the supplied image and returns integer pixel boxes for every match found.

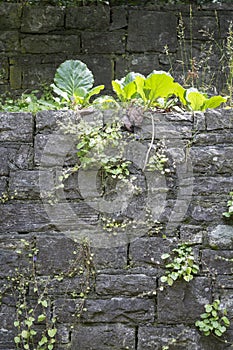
[51,60,104,108]
[160,244,199,287]
[223,191,233,218]
[195,299,230,338]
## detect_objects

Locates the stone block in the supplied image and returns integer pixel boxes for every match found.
[8,144,34,171]
[0,56,9,83]
[0,31,20,52]
[127,10,177,52]
[0,3,22,30]
[82,297,155,324]
[82,30,126,54]
[21,6,64,33]
[207,225,233,249]
[205,109,233,130]
[182,16,220,40]
[138,325,200,350]
[10,65,21,89]
[202,249,233,275]
[0,147,9,175]
[92,245,127,269]
[190,146,233,175]
[180,224,204,244]
[219,14,233,38]
[0,177,7,195]
[216,275,233,289]
[110,6,127,30]
[193,176,233,196]
[115,53,160,78]
[188,196,226,223]
[194,131,233,146]
[96,274,157,296]
[157,277,211,323]
[22,64,57,89]
[71,324,135,350]
[21,34,80,54]
[0,113,33,142]
[66,5,110,30]
[130,237,177,268]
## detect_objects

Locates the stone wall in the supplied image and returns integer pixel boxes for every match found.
[0,2,233,95]
[0,107,233,349]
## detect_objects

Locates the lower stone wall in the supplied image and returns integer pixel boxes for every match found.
[0,108,233,349]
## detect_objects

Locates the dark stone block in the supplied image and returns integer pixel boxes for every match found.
[0,113,33,142]
[157,277,211,323]
[96,273,157,296]
[66,5,110,30]
[0,147,9,175]
[138,325,200,350]
[21,6,64,33]
[0,31,20,52]
[71,324,135,350]
[110,7,127,30]
[188,196,226,223]
[82,297,155,324]
[193,176,233,196]
[0,3,22,30]
[205,109,233,130]
[127,10,177,52]
[21,35,81,54]
[93,244,127,269]
[0,177,7,196]
[202,249,233,275]
[82,30,126,54]
[8,144,34,171]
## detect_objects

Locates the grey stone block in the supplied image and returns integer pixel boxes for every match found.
[21,6,64,33]
[216,275,233,289]
[0,147,9,175]
[194,131,233,146]
[0,177,7,195]
[96,273,157,296]
[71,324,135,350]
[93,245,127,269]
[0,31,20,52]
[207,225,233,249]
[157,277,211,323]
[21,34,81,54]
[127,10,177,52]
[205,109,233,130]
[0,3,22,29]
[110,7,127,30]
[82,30,126,54]
[202,249,233,275]
[8,144,34,170]
[66,5,110,30]
[0,113,33,142]
[180,224,204,244]
[193,176,233,196]
[138,325,200,350]
[82,297,155,324]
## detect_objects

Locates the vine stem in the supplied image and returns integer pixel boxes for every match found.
[143,113,155,172]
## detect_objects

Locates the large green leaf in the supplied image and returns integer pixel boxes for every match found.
[112,72,144,102]
[186,88,227,111]
[203,95,227,110]
[53,60,94,100]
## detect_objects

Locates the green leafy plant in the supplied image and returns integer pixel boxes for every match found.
[160,244,199,287]
[195,300,230,337]
[51,60,104,108]
[223,191,233,218]
[185,88,227,111]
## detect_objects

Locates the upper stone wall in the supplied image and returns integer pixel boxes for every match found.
[0,2,233,95]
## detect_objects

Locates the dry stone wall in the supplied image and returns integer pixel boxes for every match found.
[0,108,232,349]
[0,2,233,95]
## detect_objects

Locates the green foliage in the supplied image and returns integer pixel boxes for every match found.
[160,244,199,287]
[51,60,104,108]
[223,191,233,218]
[195,300,230,337]
[185,88,227,111]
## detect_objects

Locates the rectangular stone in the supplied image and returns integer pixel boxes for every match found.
[0,31,20,52]
[138,325,199,350]
[0,3,22,29]
[205,109,233,130]
[21,34,80,54]
[22,64,57,89]
[110,6,127,30]
[66,5,110,30]
[202,249,233,275]
[182,16,220,40]
[21,6,64,33]
[0,113,33,142]
[127,10,177,52]
[193,176,233,196]
[96,274,157,296]
[0,147,9,175]
[71,324,135,350]
[0,56,9,83]
[82,30,126,54]
[0,177,7,196]
[158,277,211,323]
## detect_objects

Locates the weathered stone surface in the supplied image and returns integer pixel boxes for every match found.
[202,249,233,275]
[190,146,233,175]
[138,325,200,350]
[82,297,155,324]
[0,31,20,52]
[82,30,126,54]
[21,6,64,33]
[0,4,22,30]
[216,275,233,289]
[66,5,110,30]
[207,225,233,249]
[157,277,211,323]
[0,177,7,195]
[110,6,127,30]
[0,113,33,142]
[130,237,177,267]
[193,176,233,196]
[194,131,233,146]
[188,196,226,223]
[205,109,233,130]
[21,64,57,89]
[8,144,34,170]
[21,35,81,54]
[182,16,219,40]
[71,324,135,349]
[93,244,127,269]
[96,274,157,296]
[127,10,177,52]
[180,224,204,244]
[0,147,9,175]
